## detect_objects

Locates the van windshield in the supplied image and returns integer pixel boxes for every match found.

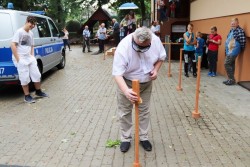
[0,13,14,40]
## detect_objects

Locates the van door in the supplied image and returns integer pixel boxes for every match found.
[35,17,52,73]
[47,19,62,67]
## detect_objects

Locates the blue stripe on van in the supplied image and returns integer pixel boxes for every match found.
[0,42,63,80]
[0,47,17,78]
[0,47,12,61]
[35,42,63,57]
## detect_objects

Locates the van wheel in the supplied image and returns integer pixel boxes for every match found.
[57,52,66,69]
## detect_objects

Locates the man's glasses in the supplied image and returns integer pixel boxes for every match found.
[132,38,151,53]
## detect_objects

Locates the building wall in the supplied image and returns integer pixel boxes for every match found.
[190,1,250,82]
[190,0,250,21]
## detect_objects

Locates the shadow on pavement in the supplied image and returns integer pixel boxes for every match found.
[0,67,59,99]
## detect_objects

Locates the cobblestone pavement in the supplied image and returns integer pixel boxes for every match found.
[0,45,250,167]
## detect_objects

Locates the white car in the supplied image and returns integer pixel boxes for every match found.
[0,9,66,85]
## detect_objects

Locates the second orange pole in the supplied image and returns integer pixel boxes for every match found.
[132,80,141,167]
[167,43,172,77]
[176,48,183,91]
[192,56,201,119]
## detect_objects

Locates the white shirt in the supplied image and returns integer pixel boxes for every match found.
[12,28,34,56]
[98,27,106,40]
[112,33,166,83]
[62,31,69,39]
[127,19,136,29]
[83,29,91,38]
[156,25,160,32]
[151,26,157,33]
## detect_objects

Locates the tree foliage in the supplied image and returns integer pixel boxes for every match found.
[110,0,151,24]
[66,20,81,32]
[0,0,151,28]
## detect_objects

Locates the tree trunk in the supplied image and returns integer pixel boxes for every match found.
[139,0,146,24]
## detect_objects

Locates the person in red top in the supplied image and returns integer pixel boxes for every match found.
[206,26,222,77]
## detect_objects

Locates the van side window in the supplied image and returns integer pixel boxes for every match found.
[0,13,13,39]
[36,17,51,37]
[48,20,59,37]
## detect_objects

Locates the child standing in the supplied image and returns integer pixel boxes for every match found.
[207,26,222,77]
[195,32,205,63]
[11,16,48,103]
[183,23,197,77]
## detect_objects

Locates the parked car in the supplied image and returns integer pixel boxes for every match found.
[0,10,66,85]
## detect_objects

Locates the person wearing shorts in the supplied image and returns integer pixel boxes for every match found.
[195,32,205,63]
[11,16,48,103]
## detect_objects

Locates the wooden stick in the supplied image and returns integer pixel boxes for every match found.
[176,48,183,91]
[192,56,201,119]
[167,43,172,77]
[132,80,141,167]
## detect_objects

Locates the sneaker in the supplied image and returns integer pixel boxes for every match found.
[211,72,216,77]
[223,80,229,84]
[185,73,189,77]
[225,79,235,86]
[140,140,152,151]
[35,91,48,98]
[207,72,212,76]
[24,95,35,103]
[120,142,130,153]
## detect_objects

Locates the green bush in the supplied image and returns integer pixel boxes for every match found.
[66,20,81,32]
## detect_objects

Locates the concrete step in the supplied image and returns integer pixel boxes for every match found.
[105,47,116,56]
[106,51,113,56]
[111,47,116,54]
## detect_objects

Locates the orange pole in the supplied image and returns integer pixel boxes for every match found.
[176,48,183,91]
[103,45,106,60]
[167,43,172,77]
[192,56,201,119]
[132,80,141,167]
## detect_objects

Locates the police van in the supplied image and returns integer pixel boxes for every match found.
[0,10,65,85]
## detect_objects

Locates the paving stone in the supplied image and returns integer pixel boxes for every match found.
[0,46,250,167]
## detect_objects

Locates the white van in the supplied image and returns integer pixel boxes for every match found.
[0,10,65,85]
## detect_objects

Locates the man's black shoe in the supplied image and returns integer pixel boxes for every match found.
[185,73,189,77]
[82,50,85,53]
[223,80,229,84]
[120,142,130,153]
[225,79,235,86]
[88,50,92,52]
[193,73,197,78]
[140,140,152,151]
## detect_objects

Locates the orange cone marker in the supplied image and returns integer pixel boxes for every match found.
[167,43,172,77]
[132,80,141,167]
[192,56,201,119]
[176,48,183,91]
